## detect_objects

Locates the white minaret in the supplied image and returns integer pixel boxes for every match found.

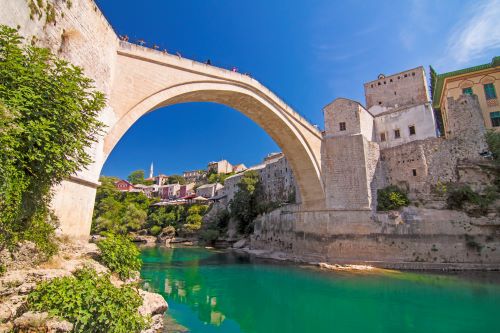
[149,162,154,179]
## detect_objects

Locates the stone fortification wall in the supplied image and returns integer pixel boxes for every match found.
[322,135,373,210]
[364,67,430,109]
[323,98,373,140]
[252,206,500,268]
[380,94,488,199]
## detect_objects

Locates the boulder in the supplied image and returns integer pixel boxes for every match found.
[13,311,73,332]
[141,314,165,333]
[138,290,168,316]
[232,239,247,249]
[132,235,157,245]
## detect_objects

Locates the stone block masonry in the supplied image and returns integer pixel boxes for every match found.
[0,0,325,236]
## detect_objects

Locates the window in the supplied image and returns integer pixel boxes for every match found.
[412,169,417,177]
[462,87,473,95]
[380,133,386,142]
[339,122,346,131]
[409,125,416,135]
[394,129,401,139]
[490,111,500,127]
[484,83,497,100]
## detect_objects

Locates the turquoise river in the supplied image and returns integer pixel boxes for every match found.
[140,247,500,333]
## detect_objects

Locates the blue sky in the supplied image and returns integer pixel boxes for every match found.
[97,0,500,178]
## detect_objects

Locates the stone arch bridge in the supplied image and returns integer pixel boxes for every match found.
[55,41,325,236]
[0,0,324,237]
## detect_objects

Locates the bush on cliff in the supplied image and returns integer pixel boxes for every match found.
[447,185,498,214]
[485,130,500,162]
[229,170,265,234]
[28,268,148,333]
[0,25,105,256]
[97,233,142,279]
[377,186,410,211]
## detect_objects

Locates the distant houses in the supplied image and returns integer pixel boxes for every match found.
[112,156,294,207]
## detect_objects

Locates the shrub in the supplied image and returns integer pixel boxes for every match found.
[0,263,5,276]
[0,25,104,255]
[447,185,498,213]
[149,225,162,236]
[97,233,142,279]
[485,130,500,162]
[28,268,148,333]
[447,185,481,210]
[377,186,410,211]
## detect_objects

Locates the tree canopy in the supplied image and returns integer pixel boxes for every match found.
[127,170,145,184]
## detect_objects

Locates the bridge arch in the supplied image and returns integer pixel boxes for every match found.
[103,80,324,208]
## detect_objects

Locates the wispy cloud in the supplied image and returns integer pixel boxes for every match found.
[445,0,500,65]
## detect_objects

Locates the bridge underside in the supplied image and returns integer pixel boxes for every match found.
[51,42,326,237]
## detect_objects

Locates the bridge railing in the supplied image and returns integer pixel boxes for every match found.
[117,38,322,136]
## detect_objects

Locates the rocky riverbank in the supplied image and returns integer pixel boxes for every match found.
[0,239,167,332]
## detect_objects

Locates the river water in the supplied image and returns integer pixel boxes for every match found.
[140,246,500,333]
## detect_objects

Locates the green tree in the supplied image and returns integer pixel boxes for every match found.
[168,174,186,185]
[127,170,145,184]
[229,171,264,234]
[377,185,410,211]
[207,172,233,185]
[0,26,105,255]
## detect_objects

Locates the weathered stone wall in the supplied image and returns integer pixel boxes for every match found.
[380,94,488,199]
[323,98,373,140]
[364,66,430,109]
[322,135,372,210]
[252,206,500,268]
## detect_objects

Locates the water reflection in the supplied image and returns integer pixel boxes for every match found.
[140,247,500,333]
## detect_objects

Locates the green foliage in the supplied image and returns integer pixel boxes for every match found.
[127,170,145,184]
[92,176,155,234]
[229,171,265,234]
[207,172,233,185]
[96,233,142,279]
[0,26,104,255]
[0,262,5,277]
[150,225,162,236]
[377,186,410,211]
[447,185,498,213]
[168,174,186,185]
[485,130,500,162]
[28,268,148,333]
[184,214,203,233]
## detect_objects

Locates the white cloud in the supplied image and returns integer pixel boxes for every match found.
[446,0,500,64]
